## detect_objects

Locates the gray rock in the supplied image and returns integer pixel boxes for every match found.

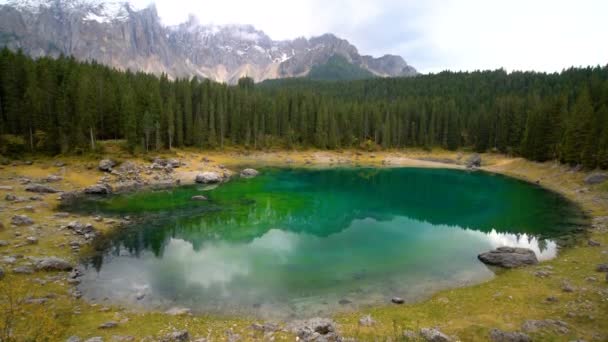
[358,314,375,327]
[13,266,34,274]
[66,336,81,342]
[588,239,601,247]
[161,330,189,342]
[596,264,608,272]
[167,159,181,168]
[403,330,418,340]
[584,173,608,185]
[489,329,531,342]
[466,154,482,168]
[26,236,38,244]
[11,215,34,226]
[85,184,112,195]
[0,186,14,190]
[561,281,575,293]
[99,159,116,172]
[0,240,7,246]
[0,267,4,280]
[288,317,338,341]
[478,247,538,268]
[392,297,405,304]
[25,183,59,193]
[98,321,118,329]
[36,257,73,271]
[191,195,208,201]
[240,168,259,178]
[195,172,222,184]
[84,337,103,342]
[521,319,569,334]
[250,322,279,333]
[420,327,451,342]
[5,193,17,201]
[45,175,63,183]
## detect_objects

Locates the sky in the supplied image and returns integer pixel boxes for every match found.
[129,0,608,73]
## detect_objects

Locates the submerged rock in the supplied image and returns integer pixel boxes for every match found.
[165,307,192,316]
[420,327,451,342]
[489,329,531,342]
[391,297,405,304]
[240,168,259,178]
[25,183,59,193]
[195,172,222,184]
[478,247,538,268]
[191,195,207,201]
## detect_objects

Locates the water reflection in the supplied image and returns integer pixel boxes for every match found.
[80,216,558,318]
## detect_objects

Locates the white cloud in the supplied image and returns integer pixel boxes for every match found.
[130,0,608,73]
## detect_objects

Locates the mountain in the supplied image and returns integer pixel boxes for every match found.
[307,55,375,81]
[0,0,418,83]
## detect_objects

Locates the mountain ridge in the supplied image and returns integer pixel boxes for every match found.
[0,0,418,83]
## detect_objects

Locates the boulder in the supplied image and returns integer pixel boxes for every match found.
[11,215,34,226]
[288,317,338,341]
[25,184,59,193]
[420,328,451,342]
[98,159,116,172]
[45,175,63,183]
[36,257,73,271]
[167,159,181,168]
[596,264,608,272]
[391,297,405,304]
[84,184,112,195]
[478,247,538,268]
[240,168,259,178]
[521,319,568,334]
[466,153,482,168]
[195,172,222,184]
[489,329,531,342]
[584,173,607,185]
[161,330,189,342]
[191,195,208,201]
[98,321,118,329]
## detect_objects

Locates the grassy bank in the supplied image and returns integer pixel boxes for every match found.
[0,148,606,341]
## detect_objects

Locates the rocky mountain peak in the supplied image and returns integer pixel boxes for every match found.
[0,1,418,83]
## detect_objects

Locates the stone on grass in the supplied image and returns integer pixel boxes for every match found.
[26,236,38,245]
[0,267,4,280]
[11,215,34,226]
[288,317,338,341]
[98,159,116,172]
[98,321,118,329]
[584,173,607,185]
[25,183,59,193]
[488,328,531,342]
[478,247,538,268]
[596,264,608,272]
[161,330,189,342]
[420,327,451,342]
[36,257,73,271]
[13,266,34,274]
[521,319,569,334]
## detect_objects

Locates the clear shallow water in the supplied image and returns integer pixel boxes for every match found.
[64,167,587,318]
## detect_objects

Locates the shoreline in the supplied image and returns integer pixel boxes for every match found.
[0,149,606,340]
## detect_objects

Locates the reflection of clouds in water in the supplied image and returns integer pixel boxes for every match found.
[464,228,557,261]
[161,229,299,289]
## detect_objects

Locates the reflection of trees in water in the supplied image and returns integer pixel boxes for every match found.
[83,168,587,270]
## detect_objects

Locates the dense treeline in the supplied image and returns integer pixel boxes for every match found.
[1,48,607,168]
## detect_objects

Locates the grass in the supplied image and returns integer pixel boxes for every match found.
[0,147,606,341]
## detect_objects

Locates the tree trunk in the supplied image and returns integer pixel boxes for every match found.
[89,127,95,150]
[29,127,34,151]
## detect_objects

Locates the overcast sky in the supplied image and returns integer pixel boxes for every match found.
[130,0,608,73]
